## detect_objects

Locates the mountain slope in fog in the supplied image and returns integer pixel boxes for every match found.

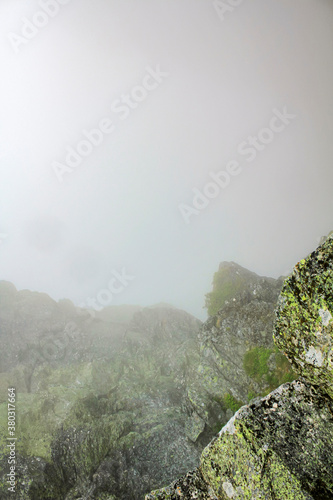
[0,264,293,499]
[148,236,333,500]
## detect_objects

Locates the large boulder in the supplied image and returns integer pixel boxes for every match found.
[200,380,333,499]
[274,235,333,398]
[147,380,333,499]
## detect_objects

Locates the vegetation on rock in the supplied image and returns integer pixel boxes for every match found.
[147,234,333,499]
[274,233,333,399]
[0,260,297,498]
[204,262,261,316]
[243,345,295,393]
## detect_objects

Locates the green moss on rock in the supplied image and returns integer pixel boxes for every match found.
[223,393,243,413]
[148,378,333,499]
[148,238,333,499]
[243,345,295,398]
[199,380,333,499]
[204,262,261,317]
[274,235,333,398]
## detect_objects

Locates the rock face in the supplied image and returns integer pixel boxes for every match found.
[0,303,203,499]
[0,280,127,379]
[147,236,333,499]
[204,261,265,317]
[0,264,292,499]
[193,266,289,419]
[274,235,333,399]
[148,380,333,499]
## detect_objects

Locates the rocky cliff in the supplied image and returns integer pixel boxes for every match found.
[0,263,293,498]
[147,235,333,499]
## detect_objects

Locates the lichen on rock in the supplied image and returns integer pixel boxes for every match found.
[274,234,333,398]
[148,235,333,499]
[149,378,333,499]
[200,379,333,499]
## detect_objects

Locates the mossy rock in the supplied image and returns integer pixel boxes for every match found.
[243,345,295,396]
[148,380,333,499]
[274,235,333,398]
[200,380,333,499]
[204,262,261,317]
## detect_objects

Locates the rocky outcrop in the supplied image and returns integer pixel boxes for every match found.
[147,235,333,499]
[204,261,268,317]
[0,281,127,380]
[0,264,293,499]
[0,303,203,499]
[186,265,292,437]
[274,235,333,399]
[148,379,333,499]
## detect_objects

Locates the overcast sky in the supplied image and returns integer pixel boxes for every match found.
[0,0,332,320]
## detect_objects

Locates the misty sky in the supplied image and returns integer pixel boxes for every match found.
[0,0,333,320]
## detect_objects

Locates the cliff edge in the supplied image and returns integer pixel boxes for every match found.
[146,235,333,500]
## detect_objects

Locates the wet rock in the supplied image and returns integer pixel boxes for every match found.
[274,234,333,398]
[148,235,333,499]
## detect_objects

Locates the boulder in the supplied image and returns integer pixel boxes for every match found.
[274,235,333,398]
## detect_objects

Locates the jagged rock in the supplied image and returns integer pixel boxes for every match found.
[0,304,204,499]
[200,379,333,499]
[0,280,127,378]
[149,380,333,499]
[187,270,292,431]
[185,412,206,442]
[145,469,218,499]
[204,262,271,317]
[0,264,295,499]
[148,236,333,499]
[274,235,333,399]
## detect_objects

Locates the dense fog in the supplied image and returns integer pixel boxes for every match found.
[0,0,333,319]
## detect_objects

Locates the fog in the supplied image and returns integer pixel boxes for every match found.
[0,0,333,320]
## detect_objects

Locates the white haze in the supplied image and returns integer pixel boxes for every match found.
[0,0,332,320]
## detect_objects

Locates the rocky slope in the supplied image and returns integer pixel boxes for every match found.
[0,263,293,498]
[147,235,333,499]
[0,303,203,499]
[204,261,273,317]
[190,263,291,427]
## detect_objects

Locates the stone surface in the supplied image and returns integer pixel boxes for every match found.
[274,234,333,398]
[0,300,204,499]
[195,269,288,410]
[150,379,333,499]
[0,263,294,499]
[145,469,218,499]
[200,379,333,499]
[148,235,333,500]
